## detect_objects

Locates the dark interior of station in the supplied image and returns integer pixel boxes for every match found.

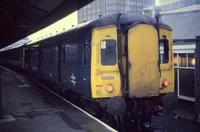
[0,0,93,48]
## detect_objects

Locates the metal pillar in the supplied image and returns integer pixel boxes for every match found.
[195,36,200,114]
[0,70,2,119]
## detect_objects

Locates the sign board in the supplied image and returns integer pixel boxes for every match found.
[159,0,183,6]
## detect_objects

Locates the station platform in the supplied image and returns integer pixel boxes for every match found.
[0,67,116,132]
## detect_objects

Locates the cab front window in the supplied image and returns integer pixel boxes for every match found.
[100,40,117,66]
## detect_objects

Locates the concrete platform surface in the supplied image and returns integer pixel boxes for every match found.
[0,67,116,132]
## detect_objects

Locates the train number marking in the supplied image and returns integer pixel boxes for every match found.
[101,76,114,80]
[70,73,76,86]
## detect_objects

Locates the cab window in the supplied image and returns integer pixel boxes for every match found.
[100,40,117,66]
[160,37,169,63]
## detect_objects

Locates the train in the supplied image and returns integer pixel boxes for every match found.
[0,12,178,130]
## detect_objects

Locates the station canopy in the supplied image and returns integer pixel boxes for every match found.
[0,0,93,48]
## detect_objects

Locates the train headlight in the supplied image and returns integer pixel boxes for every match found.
[163,79,169,87]
[106,84,114,92]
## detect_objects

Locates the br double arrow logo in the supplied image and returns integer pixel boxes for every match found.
[70,73,76,86]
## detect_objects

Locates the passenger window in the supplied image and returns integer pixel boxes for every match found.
[54,47,58,61]
[63,43,79,63]
[100,40,117,66]
[160,37,169,63]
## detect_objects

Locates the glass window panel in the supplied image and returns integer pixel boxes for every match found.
[174,54,177,66]
[54,46,58,61]
[179,69,195,98]
[179,54,187,67]
[159,39,169,63]
[64,43,79,62]
[188,54,195,67]
[101,40,117,66]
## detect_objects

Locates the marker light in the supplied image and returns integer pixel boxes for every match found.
[106,84,114,92]
[163,79,169,87]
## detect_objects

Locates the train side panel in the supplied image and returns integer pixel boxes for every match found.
[9,49,22,68]
[36,30,92,97]
[29,45,40,77]
[59,30,91,97]
[40,40,59,83]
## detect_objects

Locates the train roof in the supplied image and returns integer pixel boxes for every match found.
[76,12,171,30]
[0,12,171,52]
[0,37,31,52]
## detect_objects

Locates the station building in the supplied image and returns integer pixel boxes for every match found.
[141,0,200,111]
[77,0,154,24]
[161,4,200,104]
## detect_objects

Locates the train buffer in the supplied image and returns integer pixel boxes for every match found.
[0,67,116,132]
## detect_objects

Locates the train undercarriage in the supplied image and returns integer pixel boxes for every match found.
[37,77,178,132]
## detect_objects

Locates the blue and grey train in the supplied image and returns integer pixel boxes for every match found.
[0,12,178,130]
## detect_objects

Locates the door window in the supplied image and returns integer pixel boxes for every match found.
[100,40,117,66]
[160,38,169,63]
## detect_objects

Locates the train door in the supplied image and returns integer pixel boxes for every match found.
[91,25,122,98]
[127,24,160,97]
[159,28,174,94]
